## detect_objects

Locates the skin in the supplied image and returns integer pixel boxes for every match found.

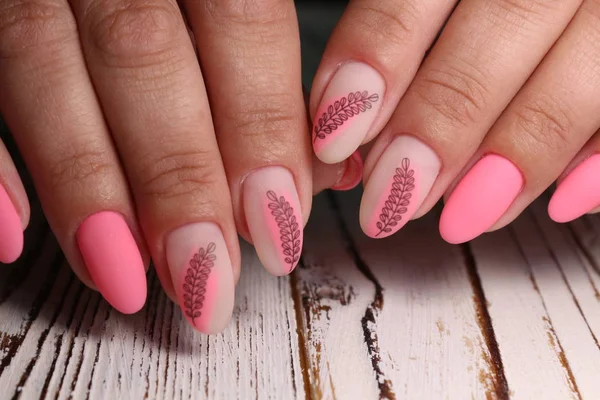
[0,0,354,325]
[0,0,598,331]
[309,0,600,242]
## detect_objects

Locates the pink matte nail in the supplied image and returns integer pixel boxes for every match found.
[548,154,600,223]
[332,151,364,191]
[0,184,23,263]
[166,222,234,334]
[313,62,385,164]
[360,136,441,238]
[440,155,523,244]
[76,211,147,314]
[244,167,303,276]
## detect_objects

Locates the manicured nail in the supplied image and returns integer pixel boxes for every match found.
[243,166,303,276]
[0,185,23,264]
[548,154,600,223]
[166,222,234,334]
[360,135,440,238]
[76,211,147,314]
[440,155,523,244]
[312,62,385,164]
[332,151,364,191]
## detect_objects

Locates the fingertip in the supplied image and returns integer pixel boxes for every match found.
[0,184,24,264]
[77,211,147,314]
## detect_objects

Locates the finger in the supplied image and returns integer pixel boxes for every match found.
[309,0,458,164]
[0,0,148,312]
[0,139,28,263]
[73,0,236,333]
[359,0,583,238]
[313,150,364,195]
[183,0,310,276]
[440,0,600,242]
[549,128,600,222]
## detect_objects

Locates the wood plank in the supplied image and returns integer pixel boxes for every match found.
[469,201,600,399]
[0,213,304,399]
[295,190,505,399]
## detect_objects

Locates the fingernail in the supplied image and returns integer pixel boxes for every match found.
[440,155,523,244]
[0,185,23,263]
[360,135,440,238]
[548,153,600,223]
[332,151,364,191]
[243,166,303,276]
[312,62,385,164]
[76,211,147,314]
[166,222,234,334]
[589,206,600,215]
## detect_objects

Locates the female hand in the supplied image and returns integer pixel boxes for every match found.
[308,0,600,242]
[0,0,361,333]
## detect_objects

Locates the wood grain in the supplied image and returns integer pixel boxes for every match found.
[1,190,600,399]
[0,201,304,399]
[295,191,504,399]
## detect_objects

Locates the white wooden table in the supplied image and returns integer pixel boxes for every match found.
[1,188,599,399]
[2,3,600,399]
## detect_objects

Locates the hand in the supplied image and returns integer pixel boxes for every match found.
[308,0,600,242]
[0,0,361,333]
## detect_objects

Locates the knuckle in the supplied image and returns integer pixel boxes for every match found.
[346,2,418,48]
[49,148,113,191]
[0,0,76,57]
[139,148,221,201]
[495,0,564,22]
[204,0,289,26]
[514,95,574,154]
[85,0,182,62]
[231,96,297,145]
[414,63,490,127]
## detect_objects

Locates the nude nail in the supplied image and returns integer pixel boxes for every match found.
[360,136,440,238]
[76,211,147,314]
[243,167,303,276]
[548,154,600,223]
[0,185,23,263]
[166,222,234,334]
[440,155,523,244]
[332,150,364,191]
[313,62,385,164]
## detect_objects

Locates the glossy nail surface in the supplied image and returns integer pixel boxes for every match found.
[312,62,384,164]
[549,154,600,223]
[76,211,147,314]
[166,222,234,334]
[0,185,23,263]
[360,136,440,238]
[244,167,303,276]
[440,155,523,244]
[332,151,364,191]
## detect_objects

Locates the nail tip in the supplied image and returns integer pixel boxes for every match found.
[439,219,471,244]
[315,149,347,165]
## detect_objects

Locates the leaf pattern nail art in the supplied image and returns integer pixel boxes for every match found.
[182,242,216,326]
[267,191,301,272]
[313,91,380,141]
[376,158,415,237]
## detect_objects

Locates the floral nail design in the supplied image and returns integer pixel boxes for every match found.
[182,243,216,327]
[376,158,415,237]
[313,91,380,141]
[267,190,301,272]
